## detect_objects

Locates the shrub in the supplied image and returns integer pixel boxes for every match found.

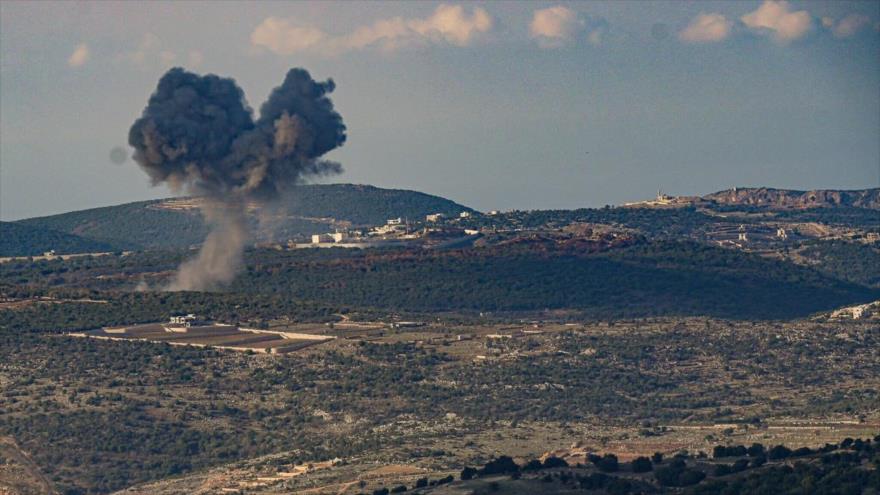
[460,466,477,480]
[596,454,619,473]
[480,456,519,475]
[631,456,653,473]
[768,445,792,460]
[542,456,568,469]
[747,443,765,457]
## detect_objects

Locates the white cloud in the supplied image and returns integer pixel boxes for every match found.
[530,6,583,47]
[741,1,812,42]
[68,43,90,67]
[250,17,328,55]
[678,13,732,43]
[188,50,204,67]
[408,4,492,46]
[830,14,871,38]
[121,33,201,70]
[251,4,492,56]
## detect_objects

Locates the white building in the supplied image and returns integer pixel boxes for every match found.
[426,213,445,222]
[312,234,333,244]
[459,211,471,218]
[169,314,202,327]
[387,218,403,225]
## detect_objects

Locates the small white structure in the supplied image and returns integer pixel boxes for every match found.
[488,210,500,216]
[426,213,445,222]
[387,218,403,225]
[312,234,333,244]
[331,232,347,243]
[390,321,425,329]
[776,228,788,240]
[169,314,202,327]
[459,211,471,218]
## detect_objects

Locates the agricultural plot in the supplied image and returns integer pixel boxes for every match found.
[71,323,334,354]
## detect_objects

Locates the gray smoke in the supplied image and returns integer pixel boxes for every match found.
[129,67,346,290]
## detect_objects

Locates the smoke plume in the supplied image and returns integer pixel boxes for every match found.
[129,67,346,290]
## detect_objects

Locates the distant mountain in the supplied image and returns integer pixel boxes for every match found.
[704,187,880,209]
[14,184,474,251]
[0,222,118,257]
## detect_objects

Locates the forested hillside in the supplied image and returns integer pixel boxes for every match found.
[15,201,206,250]
[0,222,119,257]
[228,241,877,319]
[13,184,472,251]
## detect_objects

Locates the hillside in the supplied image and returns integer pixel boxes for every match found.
[704,187,880,209]
[0,221,118,257]
[14,184,473,251]
[228,241,877,320]
[13,238,869,321]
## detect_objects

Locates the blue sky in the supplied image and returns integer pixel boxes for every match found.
[1,0,878,220]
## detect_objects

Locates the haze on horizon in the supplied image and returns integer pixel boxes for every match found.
[1,0,879,221]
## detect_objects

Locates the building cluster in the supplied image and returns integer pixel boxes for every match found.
[623,190,708,208]
[708,224,799,249]
[830,301,878,320]
[296,210,484,249]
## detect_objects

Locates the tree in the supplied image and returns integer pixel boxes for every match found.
[460,466,477,480]
[631,456,653,473]
[480,456,519,475]
[597,454,619,473]
[768,445,792,460]
[542,456,568,469]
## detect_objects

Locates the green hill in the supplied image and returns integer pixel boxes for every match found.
[231,241,878,320]
[273,183,473,225]
[0,222,119,257]
[14,184,473,251]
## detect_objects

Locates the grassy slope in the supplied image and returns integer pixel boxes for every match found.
[14,184,473,250]
[0,222,119,256]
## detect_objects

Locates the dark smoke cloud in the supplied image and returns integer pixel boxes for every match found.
[128,67,346,290]
[129,67,345,199]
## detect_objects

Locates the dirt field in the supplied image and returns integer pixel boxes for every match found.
[71,323,335,354]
